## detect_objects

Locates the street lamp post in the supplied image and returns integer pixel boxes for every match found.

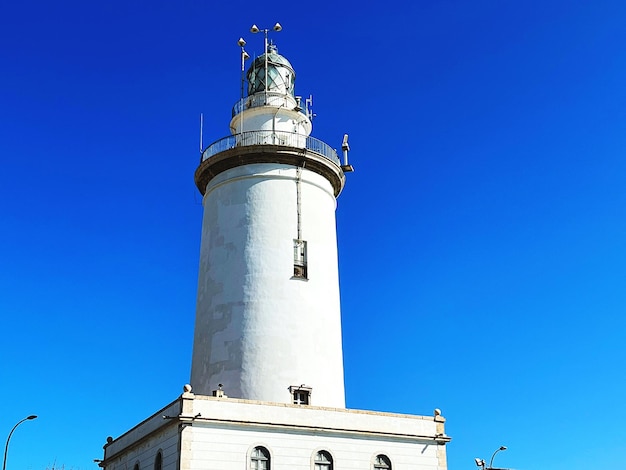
[489,446,507,469]
[474,445,507,470]
[3,415,37,470]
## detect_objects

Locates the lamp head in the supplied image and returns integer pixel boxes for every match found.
[250,24,260,33]
[27,415,37,420]
[273,22,282,32]
[499,446,507,451]
[474,458,484,467]
[237,38,246,47]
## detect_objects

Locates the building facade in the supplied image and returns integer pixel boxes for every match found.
[102,390,448,470]
[100,26,450,470]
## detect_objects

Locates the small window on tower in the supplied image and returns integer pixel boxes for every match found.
[293,239,308,279]
[289,385,312,405]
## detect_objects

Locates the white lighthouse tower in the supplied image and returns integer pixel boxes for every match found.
[99,27,450,470]
[190,24,350,408]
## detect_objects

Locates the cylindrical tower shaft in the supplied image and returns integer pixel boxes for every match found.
[191,163,345,406]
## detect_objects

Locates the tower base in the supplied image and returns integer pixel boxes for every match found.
[100,388,450,470]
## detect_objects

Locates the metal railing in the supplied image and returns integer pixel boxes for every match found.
[232,92,299,117]
[200,130,340,166]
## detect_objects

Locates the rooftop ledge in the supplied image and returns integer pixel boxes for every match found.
[103,392,450,462]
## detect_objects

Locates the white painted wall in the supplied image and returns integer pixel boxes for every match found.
[230,96,312,137]
[184,425,443,470]
[191,163,345,407]
[181,398,447,470]
[103,397,447,470]
[105,424,179,470]
[104,400,182,470]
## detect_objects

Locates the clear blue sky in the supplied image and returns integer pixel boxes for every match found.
[2,1,626,469]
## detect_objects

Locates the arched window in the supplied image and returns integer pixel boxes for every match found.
[314,451,333,470]
[154,451,162,470]
[374,455,391,470]
[251,446,270,470]
[133,463,140,470]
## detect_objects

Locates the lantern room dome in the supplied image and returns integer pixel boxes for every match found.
[247,44,296,97]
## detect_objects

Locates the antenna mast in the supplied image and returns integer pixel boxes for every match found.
[199,113,203,154]
[250,23,282,104]
[238,38,250,135]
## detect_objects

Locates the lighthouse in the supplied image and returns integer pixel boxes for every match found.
[190,24,350,407]
[100,26,449,470]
